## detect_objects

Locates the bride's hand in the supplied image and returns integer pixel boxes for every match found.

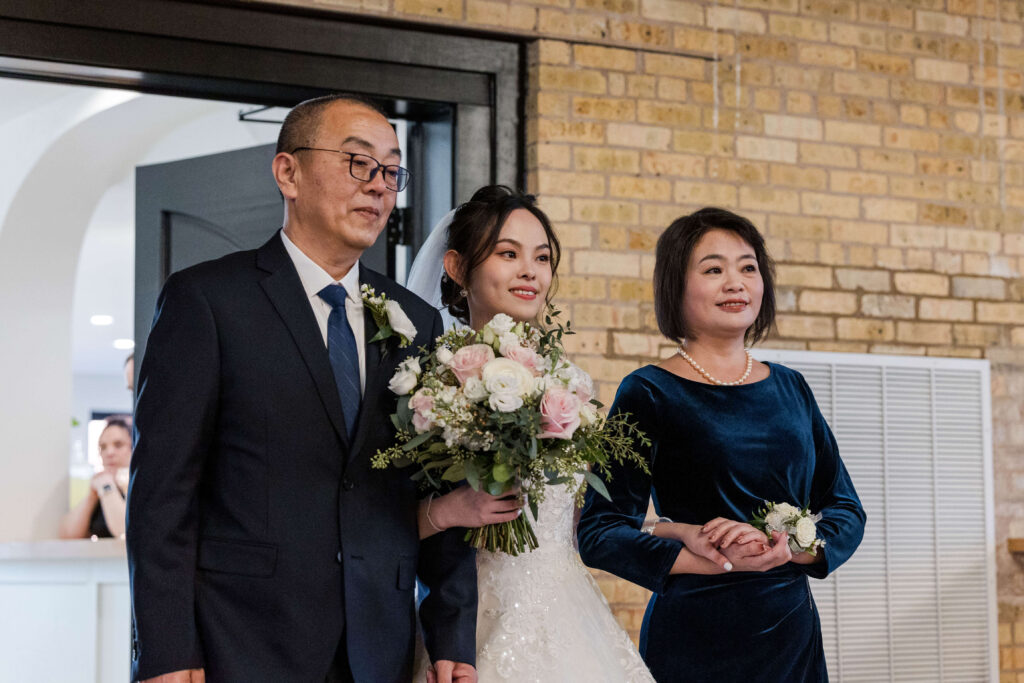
[701,517,767,549]
[423,484,523,534]
[724,530,792,572]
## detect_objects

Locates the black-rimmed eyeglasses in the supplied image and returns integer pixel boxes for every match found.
[291,148,411,192]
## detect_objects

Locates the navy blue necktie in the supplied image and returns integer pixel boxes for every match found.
[318,284,361,438]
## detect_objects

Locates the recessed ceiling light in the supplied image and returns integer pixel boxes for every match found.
[90,314,114,326]
[113,339,135,350]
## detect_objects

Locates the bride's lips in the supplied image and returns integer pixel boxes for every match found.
[510,287,538,300]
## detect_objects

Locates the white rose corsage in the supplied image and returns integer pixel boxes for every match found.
[361,284,417,348]
[751,500,826,556]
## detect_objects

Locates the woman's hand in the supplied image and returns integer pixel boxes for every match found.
[722,530,793,572]
[701,517,768,549]
[418,484,523,538]
[654,522,734,571]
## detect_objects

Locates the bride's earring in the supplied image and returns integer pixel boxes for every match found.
[460,288,468,298]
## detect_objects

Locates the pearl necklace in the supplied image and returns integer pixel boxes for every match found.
[677,345,753,386]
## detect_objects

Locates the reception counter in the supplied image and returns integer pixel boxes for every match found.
[0,539,129,683]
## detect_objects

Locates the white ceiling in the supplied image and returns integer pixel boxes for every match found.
[0,78,281,377]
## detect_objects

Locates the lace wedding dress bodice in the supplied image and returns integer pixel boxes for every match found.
[470,480,654,682]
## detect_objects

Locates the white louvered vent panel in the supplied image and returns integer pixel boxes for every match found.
[755,351,995,683]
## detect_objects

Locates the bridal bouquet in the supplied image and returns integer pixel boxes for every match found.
[750,501,826,556]
[372,310,649,555]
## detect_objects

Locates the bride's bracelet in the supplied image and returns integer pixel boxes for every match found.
[425,493,444,533]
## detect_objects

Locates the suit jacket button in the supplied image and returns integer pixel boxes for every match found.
[342,478,354,491]
[336,551,343,564]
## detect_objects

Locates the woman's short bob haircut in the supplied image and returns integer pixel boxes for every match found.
[654,206,776,345]
[441,185,561,325]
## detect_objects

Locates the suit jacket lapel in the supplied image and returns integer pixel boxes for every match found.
[257,235,351,451]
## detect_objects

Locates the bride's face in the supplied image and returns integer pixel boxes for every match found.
[465,208,553,329]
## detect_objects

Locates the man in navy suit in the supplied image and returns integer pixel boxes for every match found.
[127,95,477,683]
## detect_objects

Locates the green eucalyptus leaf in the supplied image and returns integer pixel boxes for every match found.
[584,470,611,501]
[442,462,466,482]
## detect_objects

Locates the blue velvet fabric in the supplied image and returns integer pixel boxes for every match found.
[578,363,866,683]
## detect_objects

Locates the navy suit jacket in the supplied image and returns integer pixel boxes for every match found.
[126,233,477,682]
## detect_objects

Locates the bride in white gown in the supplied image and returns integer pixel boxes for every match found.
[406,186,655,683]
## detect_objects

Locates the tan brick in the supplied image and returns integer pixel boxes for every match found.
[786,91,814,115]
[537,11,609,41]
[799,143,858,168]
[573,250,639,277]
[894,272,949,296]
[656,77,688,102]
[468,0,524,26]
[776,264,833,287]
[706,6,766,33]
[825,120,882,146]
[915,10,969,35]
[830,221,888,244]
[575,147,640,173]
[707,159,768,184]
[834,72,889,99]
[838,317,895,340]
[862,294,917,318]
[610,331,660,356]
[673,181,738,206]
[962,253,992,276]
[883,127,941,152]
[906,249,934,271]
[608,20,672,48]
[919,297,974,321]
[977,302,1024,324]
[573,45,636,72]
[798,290,858,314]
[641,151,704,178]
[609,175,672,201]
[736,136,798,163]
[890,177,945,200]
[830,171,887,195]
[836,268,890,291]
[776,315,835,339]
[609,277,654,302]
[831,22,888,49]
[536,120,605,144]
[859,52,912,76]
[607,123,671,150]
[643,53,705,80]
[537,196,572,223]
[1012,328,1024,346]
[920,204,969,226]
[739,186,800,213]
[953,323,1002,346]
[537,40,571,66]
[947,228,1003,253]
[673,27,736,56]
[891,79,944,104]
[770,164,828,190]
[915,58,970,84]
[763,114,824,141]
[561,328,608,354]
[890,224,945,248]
[1006,235,1024,256]
[768,14,828,40]
[766,215,829,240]
[641,0,703,23]
[573,199,639,224]
[572,97,636,122]
[809,341,870,353]
[801,192,861,218]
[900,104,927,126]
[538,65,607,94]
[897,321,952,344]
[799,44,856,69]
[531,142,571,170]
[536,170,605,197]
[637,101,701,127]
[394,0,462,18]
[860,2,913,27]
[848,245,876,267]
[864,198,917,222]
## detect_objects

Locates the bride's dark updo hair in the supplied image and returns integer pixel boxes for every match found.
[441,185,561,325]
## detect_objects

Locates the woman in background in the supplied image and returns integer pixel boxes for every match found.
[578,207,866,682]
[59,417,131,539]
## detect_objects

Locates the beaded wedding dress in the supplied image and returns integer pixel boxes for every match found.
[415,478,654,682]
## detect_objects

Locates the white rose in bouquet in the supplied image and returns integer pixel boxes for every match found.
[435,346,454,365]
[489,391,524,413]
[463,377,489,402]
[486,313,516,336]
[482,358,535,397]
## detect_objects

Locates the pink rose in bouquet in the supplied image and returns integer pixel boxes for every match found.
[449,344,495,385]
[409,389,436,432]
[537,386,582,440]
[503,345,543,376]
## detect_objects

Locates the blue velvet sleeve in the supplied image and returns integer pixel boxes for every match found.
[796,375,867,580]
[577,373,683,594]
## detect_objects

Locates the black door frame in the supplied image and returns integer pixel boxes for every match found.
[0,0,524,194]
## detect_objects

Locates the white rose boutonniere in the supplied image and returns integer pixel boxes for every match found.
[361,284,417,348]
[751,500,826,556]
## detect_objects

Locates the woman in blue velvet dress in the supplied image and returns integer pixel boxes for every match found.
[577,207,866,682]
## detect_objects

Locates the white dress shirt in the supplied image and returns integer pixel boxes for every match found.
[280,230,366,393]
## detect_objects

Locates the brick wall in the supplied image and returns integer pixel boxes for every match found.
[259,0,1023,675]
